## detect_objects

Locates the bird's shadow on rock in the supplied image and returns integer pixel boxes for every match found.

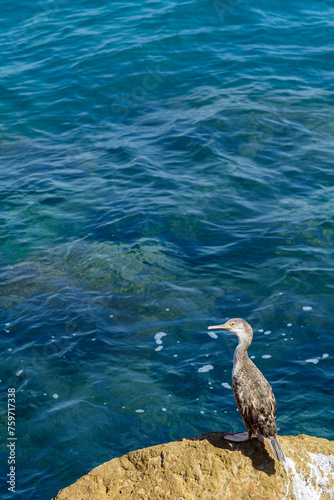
[190,431,277,476]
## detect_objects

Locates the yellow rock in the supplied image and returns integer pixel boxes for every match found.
[52,433,334,499]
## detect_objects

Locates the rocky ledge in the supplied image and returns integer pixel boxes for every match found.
[53,432,334,499]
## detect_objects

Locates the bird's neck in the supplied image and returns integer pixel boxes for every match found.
[233,341,250,376]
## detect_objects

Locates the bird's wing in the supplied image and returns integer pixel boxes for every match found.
[232,368,277,438]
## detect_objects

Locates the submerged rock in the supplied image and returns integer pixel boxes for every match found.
[53,432,334,499]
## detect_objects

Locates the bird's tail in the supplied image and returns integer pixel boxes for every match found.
[267,436,286,463]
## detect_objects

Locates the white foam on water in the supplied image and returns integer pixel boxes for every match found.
[258,329,264,332]
[154,332,167,345]
[264,330,271,335]
[262,355,272,359]
[308,452,334,496]
[52,394,59,399]
[221,382,232,390]
[155,345,163,352]
[250,355,255,359]
[302,306,313,311]
[322,353,329,359]
[283,453,334,500]
[208,331,218,339]
[161,408,166,412]
[306,358,319,364]
[135,409,145,413]
[198,364,214,373]
[16,370,23,376]
[5,322,10,327]
[287,323,292,327]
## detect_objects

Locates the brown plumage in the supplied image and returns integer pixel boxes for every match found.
[208,318,285,463]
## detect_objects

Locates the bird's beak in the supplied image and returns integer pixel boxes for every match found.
[208,323,231,330]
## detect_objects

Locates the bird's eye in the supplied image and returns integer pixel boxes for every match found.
[230,322,234,327]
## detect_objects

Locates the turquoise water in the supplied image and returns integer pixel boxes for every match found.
[1,0,334,497]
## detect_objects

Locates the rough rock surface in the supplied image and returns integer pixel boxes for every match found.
[53,432,334,500]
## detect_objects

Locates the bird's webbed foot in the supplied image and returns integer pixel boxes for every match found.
[223,432,250,442]
[223,431,265,442]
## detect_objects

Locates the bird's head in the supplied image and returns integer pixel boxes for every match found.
[208,318,253,346]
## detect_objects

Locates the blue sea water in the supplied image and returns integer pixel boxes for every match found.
[1,0,334,497]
